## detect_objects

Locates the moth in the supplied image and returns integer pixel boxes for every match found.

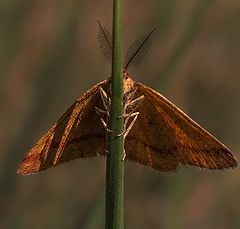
[17,22,237,175]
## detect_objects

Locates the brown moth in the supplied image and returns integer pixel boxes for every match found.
[17,22,237,175]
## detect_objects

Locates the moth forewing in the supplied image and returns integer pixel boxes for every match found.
[124,81,237,171]
[17,80,109,175]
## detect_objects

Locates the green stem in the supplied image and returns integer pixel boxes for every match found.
[105,0,124,229]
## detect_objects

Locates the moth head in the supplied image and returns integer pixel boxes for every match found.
[123,73,134,94]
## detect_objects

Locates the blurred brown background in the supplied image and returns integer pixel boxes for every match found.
[1,0,240,228]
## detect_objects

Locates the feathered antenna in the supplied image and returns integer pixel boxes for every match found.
[124,27,157,70]
[97,20,112,63]
[97,21,156,70]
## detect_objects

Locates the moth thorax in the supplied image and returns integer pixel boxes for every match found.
[123,77,135,94]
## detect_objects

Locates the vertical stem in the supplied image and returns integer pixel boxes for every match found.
[105,0,124,228]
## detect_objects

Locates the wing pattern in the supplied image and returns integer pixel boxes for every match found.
[125,81,237,171]
[17,80,109,175]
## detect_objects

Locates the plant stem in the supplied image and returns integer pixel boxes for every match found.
[105,0,124,228]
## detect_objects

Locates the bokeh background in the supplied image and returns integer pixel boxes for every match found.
[1,0,240,228]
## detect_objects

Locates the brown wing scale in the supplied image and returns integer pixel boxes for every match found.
[17,80,109,175]
[125,81,237,171]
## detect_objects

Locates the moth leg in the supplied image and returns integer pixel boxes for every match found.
[117,95,143,119]
[123,88,138,110]
[125,87,137,100]
[96,86,113,132]
[123,112,139,139]
[99,86,111,116]
[95,106,112,133]
[120,112,138,161]
[95,106,108,116]
[124,111,139,127]
[116,112,139,138]
[124,95,144,114]
[126,95,144,108]
[117,113,130,119]
[100,117,112,133]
